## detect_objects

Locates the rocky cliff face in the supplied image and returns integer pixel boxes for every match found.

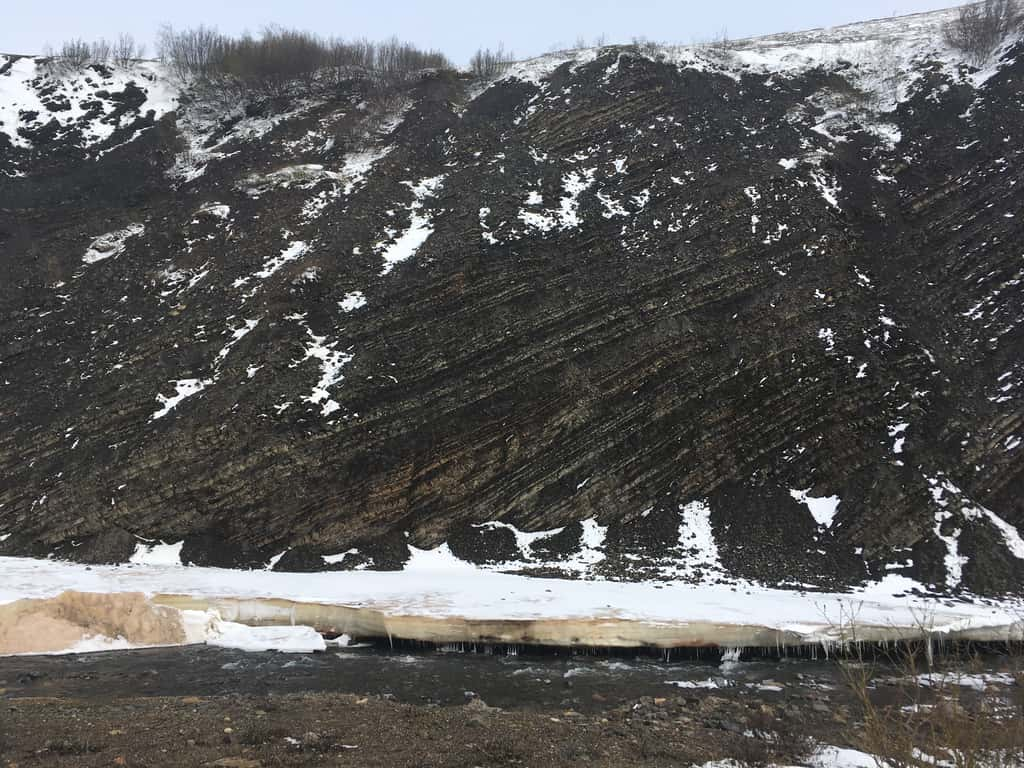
[1,9,1023,595]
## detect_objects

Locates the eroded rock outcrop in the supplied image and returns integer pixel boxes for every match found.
[1,9,1023,594]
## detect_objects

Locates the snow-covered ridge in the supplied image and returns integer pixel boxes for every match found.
[0,55,178,155]
[500,5,1005,109]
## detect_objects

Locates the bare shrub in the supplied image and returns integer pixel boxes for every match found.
[326,36,376,78]
[157,24,227,81]
[219,26,325,94]
[157,24,451,93]
[469,43,514,78]
[841,641,1024,768]
[696,27,734,55]
[47,35,143,73]
[943,0,1023,65]
[89,38,112,64]
[59,39,92,69]
[39,45,60,76]
[361,86,410,136]
[113,33,145,67]
[376,35,451,83]
[630,36,661,58]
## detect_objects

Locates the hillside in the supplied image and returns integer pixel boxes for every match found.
[1,6,1023,598]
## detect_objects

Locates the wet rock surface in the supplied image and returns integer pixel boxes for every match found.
[1,27,1023,594]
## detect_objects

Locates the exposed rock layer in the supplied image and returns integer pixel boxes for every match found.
[1,14,1023,594]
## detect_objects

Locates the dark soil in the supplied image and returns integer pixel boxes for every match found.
[0,690,819,768]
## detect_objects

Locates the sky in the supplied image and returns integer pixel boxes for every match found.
[3,0,961,63]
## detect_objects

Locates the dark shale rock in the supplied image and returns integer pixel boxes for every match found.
[53,528,138,565]
[0,29,1023,595]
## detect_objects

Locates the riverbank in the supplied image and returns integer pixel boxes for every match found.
[0,643,1021,767]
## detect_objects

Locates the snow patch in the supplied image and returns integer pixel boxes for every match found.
[790,489,840,528]
[255,241,309,280]
[673,501,725,579]
[339,291,367,312]
[152,378,212,420]
[378,175,445,276]
[130,540,184,566]
[83,223,145,264]
[294,322,353,417]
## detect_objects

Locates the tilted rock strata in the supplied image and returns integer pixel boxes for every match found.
[1,13,1023,595]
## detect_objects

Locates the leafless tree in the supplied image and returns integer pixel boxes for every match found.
[376,35,451,83]
[217,27,325,94]
[113,33,145,67]
[469,43,514,78]
[89,38,112,63]
[326,37,375,69]
[155,24,452,92]
[943,0,1023,64]
[59,38,92,69]
[630,36,661,58]
[157,24,227,81]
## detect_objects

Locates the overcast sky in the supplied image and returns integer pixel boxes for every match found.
[4,0,960,63]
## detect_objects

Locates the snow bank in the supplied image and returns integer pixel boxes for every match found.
[184,610,326,653]
[0,555,1021,654]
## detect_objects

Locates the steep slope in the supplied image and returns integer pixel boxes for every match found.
[1,7,1023,597]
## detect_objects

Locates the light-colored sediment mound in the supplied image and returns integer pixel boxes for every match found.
[0,590,185,655]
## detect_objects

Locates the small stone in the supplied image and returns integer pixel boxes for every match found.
[720,719,745,734]
[207,759,263,768]
[223,727,234,734]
